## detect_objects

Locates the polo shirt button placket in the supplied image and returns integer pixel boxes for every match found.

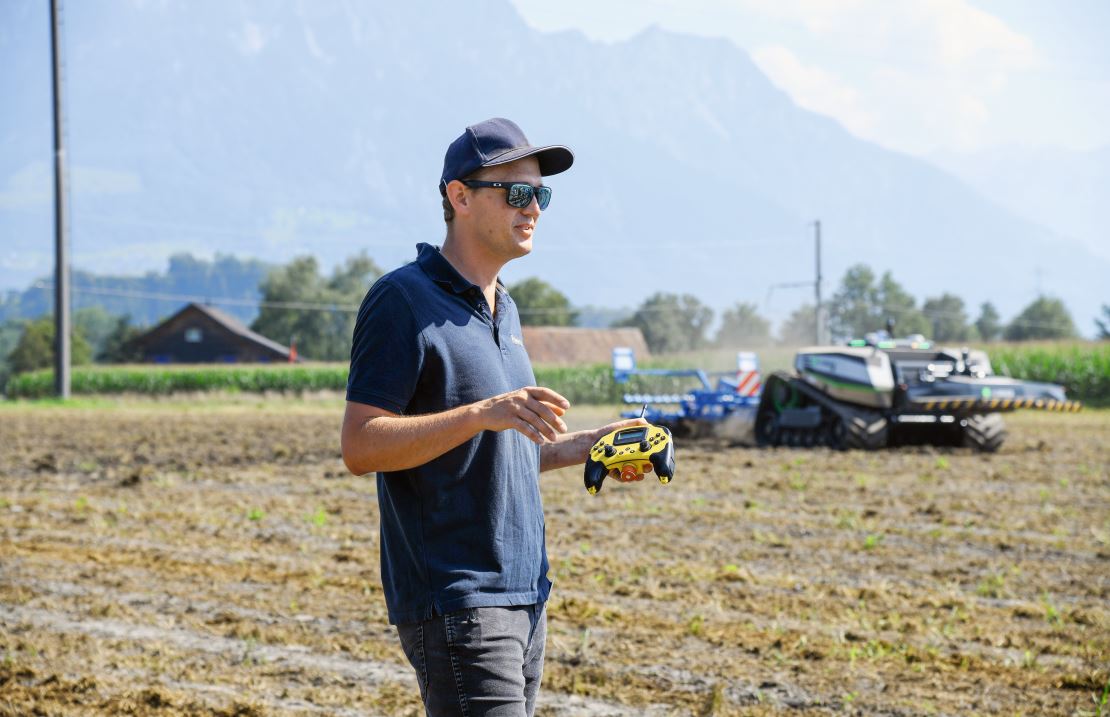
[470,289,494,332]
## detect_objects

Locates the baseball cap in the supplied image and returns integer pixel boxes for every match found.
[439,118,574,195]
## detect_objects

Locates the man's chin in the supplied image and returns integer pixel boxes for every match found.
[512,236,534,256]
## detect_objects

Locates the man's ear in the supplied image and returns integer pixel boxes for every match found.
[446,179,471,217]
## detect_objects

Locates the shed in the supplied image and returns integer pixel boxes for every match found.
[520,327,650,366]
[132,303,294,363]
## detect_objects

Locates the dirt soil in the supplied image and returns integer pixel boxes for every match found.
[1,401,1107,716]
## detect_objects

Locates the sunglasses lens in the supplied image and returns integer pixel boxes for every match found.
[504,184,551,210]
[506,184,533,208]
[535,186,551,210]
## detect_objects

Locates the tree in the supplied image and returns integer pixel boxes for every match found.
[828,264,879,340]
[1004,296,1078,341]
[921,293,975,342]
[74,306,122,358]
[876,272,930,337]
[779,304,817,346]
[715,302,770,347]
[617,293,713,354]
[251,253,382,361]
[507,277,577,326]
[0,319,25,391]
[98,316,144,363]
[827,264,928,339]
[975,302,1003,342]
[1096,304,1110,340]
[7,316,92,375]
[327,253,382,297]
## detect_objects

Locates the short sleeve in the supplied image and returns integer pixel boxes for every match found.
[346,279,425,413]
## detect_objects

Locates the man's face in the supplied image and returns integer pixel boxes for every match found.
[464,156,544,261]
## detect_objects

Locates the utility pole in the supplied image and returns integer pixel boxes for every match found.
[813,219,823,345]
[766,220,826,345]
[50,0,70,398]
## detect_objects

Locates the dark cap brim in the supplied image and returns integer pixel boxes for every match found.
[482,144,574,177]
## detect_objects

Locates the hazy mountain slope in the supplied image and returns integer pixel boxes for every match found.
[1,0,1105,332]
[930,145,1110,263]
[0,253,271,326]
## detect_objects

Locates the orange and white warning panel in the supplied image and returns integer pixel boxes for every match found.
[735,351,761,397]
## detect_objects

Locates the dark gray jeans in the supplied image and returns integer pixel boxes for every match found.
[396,603,547,717]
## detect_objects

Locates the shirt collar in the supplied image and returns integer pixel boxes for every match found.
[415,242,476,295]
[415,242,506,296]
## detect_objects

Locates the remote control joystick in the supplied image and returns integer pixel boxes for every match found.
[584,423,675,495]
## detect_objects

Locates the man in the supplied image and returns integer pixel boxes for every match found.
[341,118,645,716]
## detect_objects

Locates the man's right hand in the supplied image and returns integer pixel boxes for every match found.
[479,387,569,445]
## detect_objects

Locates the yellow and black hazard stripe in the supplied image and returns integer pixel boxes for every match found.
[915,397,1082,413]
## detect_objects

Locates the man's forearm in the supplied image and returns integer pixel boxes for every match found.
[539,429,597,472]
[343,404,484,474]
[343,386,572,476]
[539,417,650,474]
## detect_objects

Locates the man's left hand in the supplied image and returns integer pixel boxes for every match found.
[590,417,648,444]
[591,417,650,483]
[540,416,651,474]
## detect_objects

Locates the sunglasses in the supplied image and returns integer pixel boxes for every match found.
[461,180,552,211]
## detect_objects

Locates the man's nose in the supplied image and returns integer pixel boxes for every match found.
[521,194,541,217]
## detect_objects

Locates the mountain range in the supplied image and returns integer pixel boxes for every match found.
[1,0,1106,334]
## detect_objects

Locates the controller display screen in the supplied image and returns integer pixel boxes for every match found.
[613,427,648,446]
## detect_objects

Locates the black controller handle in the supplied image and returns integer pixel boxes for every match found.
[584,457,608,495]
[650,434,675,484]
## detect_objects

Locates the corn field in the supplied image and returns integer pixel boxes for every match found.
[5,341,1108,404]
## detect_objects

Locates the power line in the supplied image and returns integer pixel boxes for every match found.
[30,282,592,317]
[31,282,360,313]
[32,283,692,318]
[25,281,1082,332]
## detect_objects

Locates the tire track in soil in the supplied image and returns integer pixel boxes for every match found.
[10,549,1091,682]
[0,602,662,716]
[0,569,399,656]
[0,574,856,712]
[3,527,1103,712]
[10,567,1089,709]
[1,571,844,714]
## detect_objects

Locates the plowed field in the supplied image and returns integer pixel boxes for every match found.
[1,399,1107,716]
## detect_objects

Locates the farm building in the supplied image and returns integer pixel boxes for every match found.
[132,303,294,363]
[520,326,649,366]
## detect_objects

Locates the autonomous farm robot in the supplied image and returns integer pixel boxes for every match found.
[613,332,1080,452]
[754,332,1081,452]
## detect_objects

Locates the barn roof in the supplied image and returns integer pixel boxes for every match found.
[521,326,650,366]
[189,303,293,357]
[134,302,292,359]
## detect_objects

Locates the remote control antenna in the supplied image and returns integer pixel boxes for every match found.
[639,403,647,419]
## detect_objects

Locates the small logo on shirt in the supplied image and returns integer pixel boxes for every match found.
[511,334,524,346]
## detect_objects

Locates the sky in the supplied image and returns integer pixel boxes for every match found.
[509,0,1110,157]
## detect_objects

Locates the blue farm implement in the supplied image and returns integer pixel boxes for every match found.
[612,347,763,440]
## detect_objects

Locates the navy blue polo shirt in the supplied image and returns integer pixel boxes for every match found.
[346,242,551,625]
